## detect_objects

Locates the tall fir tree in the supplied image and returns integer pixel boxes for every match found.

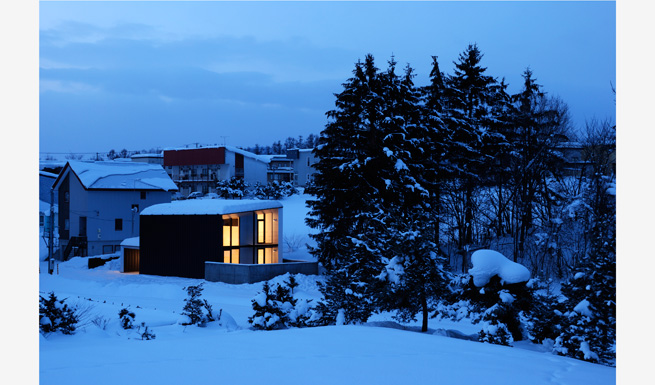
[306,55,388,324]
[376,59,452,332]
[445,43,500,271]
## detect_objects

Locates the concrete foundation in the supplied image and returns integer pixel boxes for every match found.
[205,259,319,284]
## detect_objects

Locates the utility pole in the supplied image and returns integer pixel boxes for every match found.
[48,188,55,275]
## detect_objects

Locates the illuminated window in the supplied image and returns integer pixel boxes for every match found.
[257,213,265,244]
[256,211,277,245]
[224,249,240,264]
[256,247,278,264]
[222,216,239,264]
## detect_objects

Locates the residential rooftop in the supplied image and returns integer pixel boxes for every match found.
[141,199,283,216]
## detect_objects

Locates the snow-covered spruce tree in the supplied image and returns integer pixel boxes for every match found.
[444,44,503,272]
[503,69,570,264]
[374,60,453,332]
[248,281,296,330]
[420,55,455,251]
[553,119,616,365]
[181,283,214,326]
[39,292,79,335]
[306,55,389,325]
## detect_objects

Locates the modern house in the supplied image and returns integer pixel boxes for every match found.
[52,161,178,259]
[138,199,284,279]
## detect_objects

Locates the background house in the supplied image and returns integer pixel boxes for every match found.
[52,161,178,259]
[285,148,317,187]
[138,199,283,279]
[163,146,272,196]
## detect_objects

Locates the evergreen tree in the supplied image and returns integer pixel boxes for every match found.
[445,44,500,271]
[506,68,568,262]
[248,281,295,330]
[39,292,78,335]
[306,54,390,324]
[376,59,452,332]
[553,120,616,365]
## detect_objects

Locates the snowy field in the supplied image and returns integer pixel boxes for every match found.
[36,193,619,384]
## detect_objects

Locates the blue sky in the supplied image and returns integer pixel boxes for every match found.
[39,1,616,154]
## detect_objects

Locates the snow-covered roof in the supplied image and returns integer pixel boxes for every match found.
[131,153,163,159]
[40,170,58,178]
[120,237,140,247]
[224,145,272,164]
[61,161,178,191]
[468,249,530,287]
[141,199,282,216]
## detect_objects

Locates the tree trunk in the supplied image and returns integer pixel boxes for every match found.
[421,292,429,332]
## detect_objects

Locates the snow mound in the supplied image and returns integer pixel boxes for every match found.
[468,250,530,287]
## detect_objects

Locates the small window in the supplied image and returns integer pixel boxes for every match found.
[115,218,123,231]
[64,191,70,203]
[140,191,147,200]
[64,219,70,230]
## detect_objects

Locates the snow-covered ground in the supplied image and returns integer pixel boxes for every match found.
[36,193,618,384]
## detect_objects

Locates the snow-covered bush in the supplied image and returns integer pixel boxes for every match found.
[248,277,320,329]
[435,250,543,346]
[181,283,215,326]
[118,308,135,330]
[39,292,79,335]
[248,281,294,330]
[253,181,297,200]
[216,177,249,199]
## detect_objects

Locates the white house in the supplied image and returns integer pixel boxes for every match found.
[285,148,318,187]
[52,161,178,259]
[162,145,273,196]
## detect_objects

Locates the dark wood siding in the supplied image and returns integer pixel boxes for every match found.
[140,215,222,279]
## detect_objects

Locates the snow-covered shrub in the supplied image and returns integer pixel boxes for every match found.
[253,181,296,200]
[216,177,249,199]
[39,292,79,335]
[435,250,544,346]
[181,283,215,326]
[137,322,156,340]
[119,308,135,330]
[248,281,293,330]
[478,315,513,346]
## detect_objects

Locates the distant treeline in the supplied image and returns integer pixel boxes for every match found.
[240,134,319,155]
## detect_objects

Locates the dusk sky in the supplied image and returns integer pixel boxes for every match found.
[39,1,616,155]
